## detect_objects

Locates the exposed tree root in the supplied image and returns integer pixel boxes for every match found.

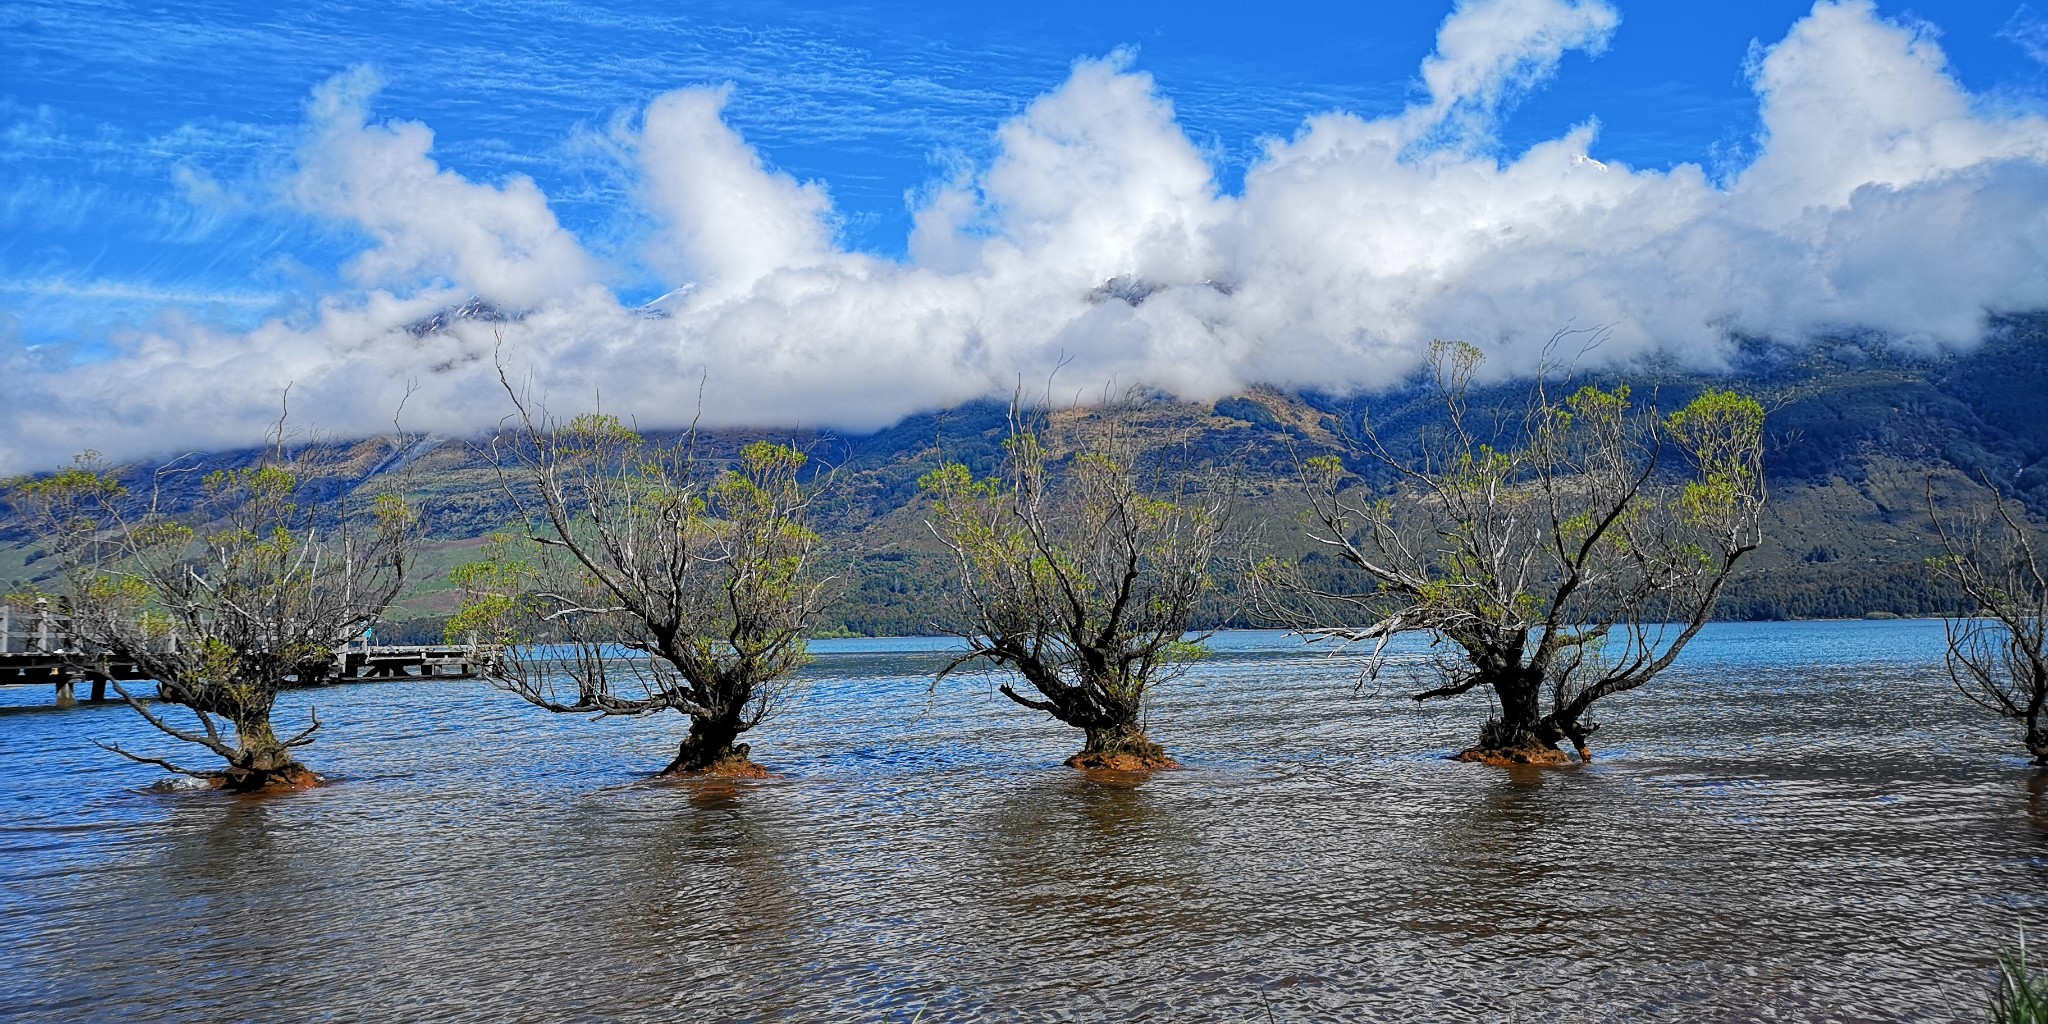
[140,763,327,795]
[1066,723,1179,772]
[1454,744,1573,767]
[660,742,774,779]
[692,756,774,780]
[1066,750,1182,772]
[220,763,326,793]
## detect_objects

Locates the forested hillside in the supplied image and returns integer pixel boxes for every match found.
[9,315,2048,638]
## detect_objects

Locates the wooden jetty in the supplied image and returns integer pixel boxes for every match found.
[0,598,497,708]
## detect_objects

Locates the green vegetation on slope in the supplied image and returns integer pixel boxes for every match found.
[10,316,2048,637]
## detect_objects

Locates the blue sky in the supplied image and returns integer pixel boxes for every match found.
[6,0,2040,339]
[3,1,2048,466]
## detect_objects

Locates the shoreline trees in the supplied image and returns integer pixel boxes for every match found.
[450,382,828,777]
[6,433,422,792]
[1255,340,1768,765]
[1928,484,2048,765]
[919,396,1231,770]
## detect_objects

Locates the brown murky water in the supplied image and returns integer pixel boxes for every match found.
[2,621,2044,1022]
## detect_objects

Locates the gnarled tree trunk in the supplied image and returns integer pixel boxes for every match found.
[1071,712,1173,771]
[1260,341,1766,775]
[1455,671,1573,767]
[218,709,320,792]
[10,431,420,795]
[921,394,1228,776]
[1071,728,1169,770]
[1000,674,1180,771]
[455,390,823,781]
[660,702,767,778]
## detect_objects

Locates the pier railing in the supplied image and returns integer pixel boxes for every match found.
[0,598,69,655]
[0,597,181,657]
[0,597,498,706]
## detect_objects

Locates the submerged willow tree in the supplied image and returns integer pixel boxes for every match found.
[920,397,1231,770]
[7,435,422,791]
[450,387,827,777]
[1256,340,1767,765]
[1928,483,2048,765]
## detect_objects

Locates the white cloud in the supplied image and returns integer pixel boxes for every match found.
[637,85,837,298]
[290,66,606,309]
[0,278,279,306]
[1416,0,1620,144]
[1736,1,2048,223]
[6,0,2048,472]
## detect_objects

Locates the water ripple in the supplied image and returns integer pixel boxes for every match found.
[0,624,2043,1021]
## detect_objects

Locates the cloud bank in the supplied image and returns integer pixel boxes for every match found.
[5,0,2048,470]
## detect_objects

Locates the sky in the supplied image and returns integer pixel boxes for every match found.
[3,0,2047,469]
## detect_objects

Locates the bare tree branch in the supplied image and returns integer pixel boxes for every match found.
[1928,474,2048,764]
[1252,334,1768,763]
[450,359,829,775]
[92,740,215,780]
[921,389,1236,766]
[8,409,423,791]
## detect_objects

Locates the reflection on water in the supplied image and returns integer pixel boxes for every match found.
[1,622,2045,1021]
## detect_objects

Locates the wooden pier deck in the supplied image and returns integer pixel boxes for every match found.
[0,599,497,707]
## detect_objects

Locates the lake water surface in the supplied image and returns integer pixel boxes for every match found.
[2,620,2045,1022]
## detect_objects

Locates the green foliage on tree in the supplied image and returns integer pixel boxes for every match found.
[920,397,1231,767]
[1256,337,1767,763]
[452,385,827,775]
[6,433,422,791]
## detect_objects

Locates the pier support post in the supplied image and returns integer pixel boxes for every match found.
[90,677,107,702]
[55,676,75,708]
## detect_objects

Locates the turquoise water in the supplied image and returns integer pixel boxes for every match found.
[807,617,1958,663]
[0,620,2040,1022]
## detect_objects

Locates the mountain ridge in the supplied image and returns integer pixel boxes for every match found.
[11,315,2048,638]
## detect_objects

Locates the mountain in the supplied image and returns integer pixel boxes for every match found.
[403,297,512,337]
[10,314,2048,638]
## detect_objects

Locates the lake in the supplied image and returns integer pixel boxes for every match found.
[2,620,2044,1022]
